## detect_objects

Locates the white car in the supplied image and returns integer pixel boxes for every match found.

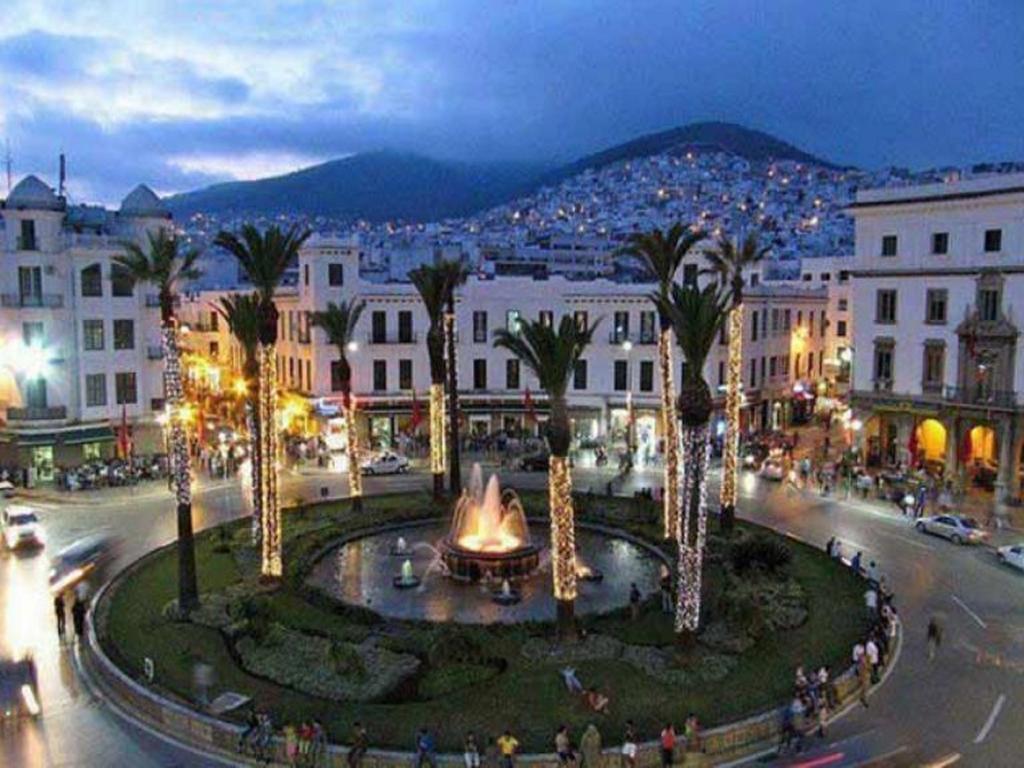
[2,505,45,550]
[759,458,785,481]
[361,452,410,476]
[997,544,1024,573]
[915,514,988,545]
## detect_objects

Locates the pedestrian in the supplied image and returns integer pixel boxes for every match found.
[629,583,641,621]
[659,722,676,767]
[850,550,862,574]
[832,541,843,562]
[579,725,602,768]
[497,728,519,768]
[779,697,803,753]
[298,722,313,766]
[825,537,835,558]
[816,695,829,738]
[415,727,438,768]
[555,725,574,766]
[311,720,327,768]
[285,723,299,766]
[659,567,672,614]
[683,713,701,753]
[852,641,865,665]
[927,616,942,661]
[864,585,878,618]
[857,654,871,708]
[483,736,501,768]
[71,596,86,643]
[54,592,66,640]
[347,721,368,768]
[866,560,879,585]
[621,720,638,768]
[865,637,880,683]
[465,731,481,768]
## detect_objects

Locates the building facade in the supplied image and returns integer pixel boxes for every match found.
[848,173,1024,504]
[0,176,169,479]
[800,256,854,389]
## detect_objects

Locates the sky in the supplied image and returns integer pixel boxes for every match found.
[1,0,1023,205]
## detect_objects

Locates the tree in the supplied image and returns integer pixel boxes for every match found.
[494,314,599,640]
[438,258,470,497]
[115,229,202,613]
[409,265,449,500]
[658,283,729,637]
[622,224,706,539]
[214,293,262,543]
[703,232,769,534]
[312,300,367,513]
[215,224,310,579]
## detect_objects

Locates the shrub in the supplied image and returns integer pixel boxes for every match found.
[237,595,272,643]
[730,536,792,575]
[427,625,491,666]
[418,662,498,698]
[330,640,367,679]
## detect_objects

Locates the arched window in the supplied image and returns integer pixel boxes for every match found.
[81,263,102,297]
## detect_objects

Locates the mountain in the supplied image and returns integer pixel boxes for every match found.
[166,122,838,222]
[165,151,546,222]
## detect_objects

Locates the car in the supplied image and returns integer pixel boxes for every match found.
[1,505,44,550]
[49,534,118,595]
[360,452,410,476]
[997,544,1024,572]
[915,514,988,545]
[520,452,550,471]
[0,655,40,721]
[759,458,785,481]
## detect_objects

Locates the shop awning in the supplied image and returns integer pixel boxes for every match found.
[63,426,115,445]
[1,424,114,447]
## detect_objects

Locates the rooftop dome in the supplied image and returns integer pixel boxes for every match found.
[119,184,170,218]
[6,175,64,211]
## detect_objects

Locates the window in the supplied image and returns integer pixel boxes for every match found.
[802,274,813,282]
[760,356,766,381]
[718,360,725,386]
[539,310,554,328]
[115,372,137,404]
[876,290,897,324]
[473,359,487,390]
[22,322,44,348]
[761,310,767,336]
[820,311,827,337]
[111,264,134,297]
[819,352,824,376]
[719,321,727,346]
[925,289,948,324]
[328,263,344,286]
[771,309,779,333]
[838,299,848,311]
[614,360,628,391]
[83,319,105,350]
[749,358,757,388]
[808,352,814,376]
[209,340,219,358]
[640,361,654,392]
[24,377,46,408]
[881,235,898,257]
[639,311,656,343]
[682,263,698,287]
[750,273,760,287]
[506,309,522,333]
[399,359,413,390]
[795,353,802,378]
[797,310,803,327]
[573,359,588,390]
[820,273,831,282]
[113,319,135,350]
[839,270,850,283]
[288,357,294,383]
[330,360,345,391]
[781,354,790,376]
[85,374,107,407]
[837,320,847,337]
[573,310,588,332]
[613,311,630,343]
[506,359,520,389]
[751,311,759,341]
[769,356,777,377]
[923,343,945,390]
[18,266,41,304]
[398,311,413,343]
[372,360,387,391]
[873,340,894,384]
[473,311,488,342]
[979,288,1000,322]
[81,264,102,297]
[19,219,37,250]
[210,312,219,332]
[303,264,309,286]
[984,229,1002,253]
[783,309,791,331]
[372,311,386,343]
[932,232,949,255]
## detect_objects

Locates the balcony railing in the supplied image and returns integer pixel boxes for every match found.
[16,236,38,251]
[1,293,64,308]
[944,386,1019,408]
[147,345,165,360]
[873,378,893,393]
[367,332,418,345]
[7,406,68,422]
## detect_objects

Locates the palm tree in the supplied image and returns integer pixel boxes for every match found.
[438,258,470,497]
[214,224,310,579]
[703,233,769,534]
[658,283,729,636]
[494,314,599,640]
[311,300,366,513]
[409,265,448,500]
[115,229,202,613]
[622,224,706,539]
[214,293,262,543]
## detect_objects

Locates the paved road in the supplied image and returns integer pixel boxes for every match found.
[2,463,1022,766]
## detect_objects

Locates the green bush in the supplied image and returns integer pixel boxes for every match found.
[238,595,272,643]
[330,640,367,679]
[426,625,491,666]
[418,662,499,698]
[730,536,792,575]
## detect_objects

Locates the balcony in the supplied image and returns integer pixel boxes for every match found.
[367,332,418,345]
[873,379,893,393]
[16,236,38,251]
[944,386,1019,409]
[147,345,165,360]
[1,293,64,309]
[7,406,68,422]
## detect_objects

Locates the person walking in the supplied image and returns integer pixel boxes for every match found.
[857,654,871,708]
[465,732,481,768]
[415,728,438,768]
[629,583,641,621]
[54,592,67,641]
[864,585,878,619]
[659,567,672,614]
[555,725,574,766]
[621,721,638,768]
[347,721,368,768]
[497,728,519,768]
[579,725,602,768]
[659,722,676,767]
[927,616,942,661]
[71,596,86,643]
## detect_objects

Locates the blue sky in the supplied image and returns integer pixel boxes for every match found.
[1,0,1023,204]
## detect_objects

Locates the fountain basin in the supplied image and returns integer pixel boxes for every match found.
[440,539,540,582]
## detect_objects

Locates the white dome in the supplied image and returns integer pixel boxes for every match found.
[119,184,170,218]
[6,175,63,211]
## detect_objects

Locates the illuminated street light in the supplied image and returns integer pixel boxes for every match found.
[621,339,633,352]
[347,341,359,353]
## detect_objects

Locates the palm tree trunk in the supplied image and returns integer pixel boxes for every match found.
[548,396,577,641]
[658,326,680,539]
[676,420,710,635]
[245,398,262,545]
[344,389,363,513]
[258,343,282,579]
[719,303,743,534]
[163,321,198,613]
[429,381,446,500]
[445,310,462,497]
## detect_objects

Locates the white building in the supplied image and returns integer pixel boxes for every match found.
[0,176,170,479]
[799,256,854,388]
[848,173,1024,502]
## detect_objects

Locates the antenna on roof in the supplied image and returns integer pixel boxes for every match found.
[3,139,11,195]
[59,151,67,197]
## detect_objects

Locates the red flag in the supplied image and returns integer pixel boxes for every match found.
[907,422,919,467]
[959,429,973,464]
[409,390,423,432]
[524,387,537,424]
[115,405,132,460]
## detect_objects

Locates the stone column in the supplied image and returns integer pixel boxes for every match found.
[994,416,1015,527]
[944,417,958,478]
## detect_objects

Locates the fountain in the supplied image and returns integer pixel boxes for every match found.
[390,536,409,556]
[492,578,522,606]
[441,464,540,581]
[392,558,421,589]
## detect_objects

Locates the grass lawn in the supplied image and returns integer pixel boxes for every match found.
[102,492,868,752]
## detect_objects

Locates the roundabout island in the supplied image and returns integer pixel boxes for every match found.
[90,477,880,762]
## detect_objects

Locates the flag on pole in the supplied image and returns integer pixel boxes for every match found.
[409,389,423,432]
[524,387,537,425]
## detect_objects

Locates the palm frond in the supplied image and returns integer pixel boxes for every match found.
[114,228,202,295]
[214,224,310,302]
[311,300,366,354]
[657,283,728,384]
[617,224,706,295]
[494,314,599,398]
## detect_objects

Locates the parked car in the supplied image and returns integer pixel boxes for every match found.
[915,514,988,545]
[0,655,40,720]
[360,452,410,476]
[997,543,1024,573]
[1,505,44,550]
[0,480,15,499]
[520,451,551,471]
[759,458,785,481]
[48,534,118,595]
